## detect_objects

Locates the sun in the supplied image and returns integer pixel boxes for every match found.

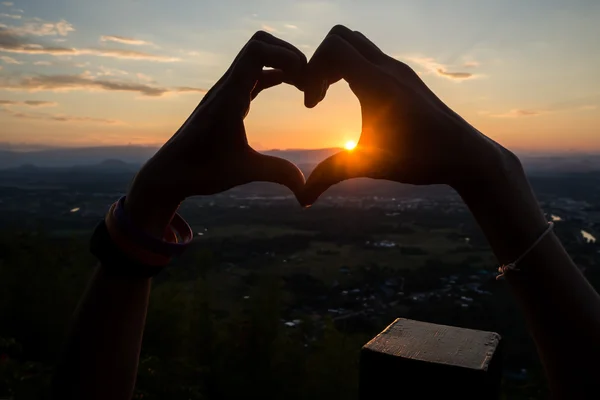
[344,140,357,151]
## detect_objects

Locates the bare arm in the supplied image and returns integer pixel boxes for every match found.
[459,155,600,398]
[51,31,307,400]
[301,25,600,398]
[51,267,151,400]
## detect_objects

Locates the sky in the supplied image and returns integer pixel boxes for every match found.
[0,0,599,152]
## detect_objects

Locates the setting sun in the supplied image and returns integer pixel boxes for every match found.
[344,140,357,151]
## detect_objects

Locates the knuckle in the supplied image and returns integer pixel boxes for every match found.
[244,39,264,58]
[321,33,345,50]
[329,24,351,36]
[395,60,418,77]
[251,30,272,41]
[297,51,308,64]
[395,60,411,71]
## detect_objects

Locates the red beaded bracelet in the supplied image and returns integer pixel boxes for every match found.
[104,196,193,267]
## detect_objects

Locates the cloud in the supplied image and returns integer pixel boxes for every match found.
[0,99,57,107]
[136,72,154,82]
[284,24,298,29]
[0,73,207,97]
[436,69,473,79]
[0,54,19,63]
[463,61,480,68]
[100,35,154,46]
[2,19,75,36]
[0,29,180,61]
[0,107,122,124]
[483,96,600,118]
[96,65,129,76]
[261,24,277,33]
[0,13,20,19]
[406,56,479,81]
[172,86,208,94]
[0,21,178,61]
[489,109,543,118]
[1,2,13,6]
[33,60,51,65]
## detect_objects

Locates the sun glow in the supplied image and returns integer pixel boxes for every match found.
[344,140,357,151]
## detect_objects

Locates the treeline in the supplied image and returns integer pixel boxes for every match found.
[0,230,366,400]
[2,228,599,399]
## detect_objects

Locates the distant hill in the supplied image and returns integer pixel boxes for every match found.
[0,146,343,170]
[2,146,600,174]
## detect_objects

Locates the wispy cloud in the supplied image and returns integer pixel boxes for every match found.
[136,72,154,82]
[436,69,473,79]
[1,2,13,7]
[100,35,154,46]
[0,73,207,97]
[2,19,75,36]
[463,61,480,68]
[405,56,479,81]
[0,13,20,19]
[487,109,543,118]
[171,86,209,94]
[0,107,122,124]
[0,99,57,107]
[261,24,277,33]
[33,60,51,66]
[96,65,129,77]
[484,96,600,118]
[0,54,19,63]
[0,23,178,62]
[284,24,298,29]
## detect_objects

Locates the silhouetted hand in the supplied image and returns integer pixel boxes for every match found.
[125,32,307,234]
[301,25,517,206]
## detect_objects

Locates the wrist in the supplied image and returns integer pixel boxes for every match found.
[454,149,549,265]
[450,138,523,196]
[124,189,181,238]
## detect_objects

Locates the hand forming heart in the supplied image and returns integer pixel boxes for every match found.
[125,26,516,236]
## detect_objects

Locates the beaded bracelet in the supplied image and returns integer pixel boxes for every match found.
[496,222,554,279]
[90,196,193,277]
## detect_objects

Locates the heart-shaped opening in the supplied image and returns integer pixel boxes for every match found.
[246,80,362,177]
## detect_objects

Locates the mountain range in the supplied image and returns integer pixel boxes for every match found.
[2,146,600,174]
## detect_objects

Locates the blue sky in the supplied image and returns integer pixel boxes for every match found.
[0,0,599,151]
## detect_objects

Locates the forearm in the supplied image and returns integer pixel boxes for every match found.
[457,156,600,398]
[52,265,151,400]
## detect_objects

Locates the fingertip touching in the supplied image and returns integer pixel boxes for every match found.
[301,151,355,206]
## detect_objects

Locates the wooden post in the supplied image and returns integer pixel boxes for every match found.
[360,318,502,400]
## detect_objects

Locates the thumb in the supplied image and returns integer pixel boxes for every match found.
[301,148,396,206]
[301,150,366,206]
[243,151,306,200]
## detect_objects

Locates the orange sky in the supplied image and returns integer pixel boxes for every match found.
[1,0,599,152]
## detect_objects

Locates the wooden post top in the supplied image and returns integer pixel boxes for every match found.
[363,318,501,371]
[360,318,503,400]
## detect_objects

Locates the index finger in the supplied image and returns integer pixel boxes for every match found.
[304,33,382,108]
[226,37,306,95]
